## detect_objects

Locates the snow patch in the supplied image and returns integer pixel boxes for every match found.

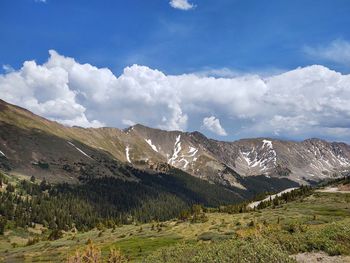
[67,142,92,159]
[240,149,265,168]
[187,146,198,157]
[125,146,131,163]
[145,139,158,152]
[251,158,262,168]
[239,140,277,172]
[188,147,196,153]
[262,139,273,149]
[241,150,252,166]
[262,139,277,166]
[336,154,350,166]
[168,135,182,165]
[179,158,189,169]
[175,134,181,145]
[167,137,199,169]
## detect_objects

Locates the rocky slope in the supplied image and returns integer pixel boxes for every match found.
[0,99,349,190]
[130,124,350,185]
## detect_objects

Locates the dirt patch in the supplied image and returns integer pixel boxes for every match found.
[9,236,28,246]
[339,183,350,191]
[292,252,350,263]
[28,224,46,235]
[317,186,350,194]
[248,187,298,209]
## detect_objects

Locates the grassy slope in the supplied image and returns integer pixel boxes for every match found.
[0,100,300,192]
[0,99,299,200]
[1,191,349,262]
[0,99,161,164]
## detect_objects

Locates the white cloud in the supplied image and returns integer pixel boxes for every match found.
[202,116,227,136]
[34,0,47,3]
[0,50,187,130]
[304,39,350,66]
[195,67,285,78]
[122,119,136,126]
[195,68,243,78]
[0,52,103,128]
[169,0,195,10]
[2,65,14,73]
[1,50,350,142]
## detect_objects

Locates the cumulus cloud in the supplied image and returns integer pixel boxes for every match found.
[202,116,227,136]
[2,65,14,73]
[1,50,350,141]
[0,51,103,128]
[304,39,350,66]
[169,0,195,10]
[0,50,187,130]
[122,119,136,126]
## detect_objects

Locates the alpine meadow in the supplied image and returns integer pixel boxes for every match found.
[1,0,350,262]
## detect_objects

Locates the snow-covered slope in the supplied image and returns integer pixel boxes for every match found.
[129,125,350,185]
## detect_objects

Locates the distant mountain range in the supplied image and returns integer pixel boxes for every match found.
[128,124,350,186]
[0,99,349,196]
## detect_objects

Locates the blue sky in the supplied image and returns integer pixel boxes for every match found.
[1,0,350,74]
[1,0,350,142]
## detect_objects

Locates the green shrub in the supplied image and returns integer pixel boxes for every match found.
[197,232,227,241]
[263,219,350,256]
[26,237,40,246]
[6,183,15,193]
[0,216,6,235]
[48,229,63,241]
[38,161,49,169]
[144,238,295,263]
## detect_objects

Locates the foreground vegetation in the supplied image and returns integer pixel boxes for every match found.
[0,176,349,262]
[0,168,244,234]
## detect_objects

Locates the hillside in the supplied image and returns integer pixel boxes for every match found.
[0,98,302,251]
[1,99,349,191]
[0,99,300,194]
[0,178,349,262]
[130,124,350,185]
[0,99,350,262]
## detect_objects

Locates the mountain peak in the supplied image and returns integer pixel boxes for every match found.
[0,99,349,187]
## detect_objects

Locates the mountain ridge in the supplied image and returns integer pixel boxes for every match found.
[0,99,349,189]
[127,123,350,184]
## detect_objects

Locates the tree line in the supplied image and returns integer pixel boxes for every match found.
[0,168,242,234]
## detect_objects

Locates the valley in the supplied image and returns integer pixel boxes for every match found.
[2,1,350,262]
[0,99,350,262]
[0,177,349,262]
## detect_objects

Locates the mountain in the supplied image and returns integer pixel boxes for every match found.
[127,124,350,185]
[1,98,349,193]
[0,101,296,217]
[0,99,161,183]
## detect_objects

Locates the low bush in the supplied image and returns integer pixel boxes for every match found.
[197,232,228,241]
[26,237,40,246]
[263,219,350,256]
[144,238,295,263]
[67,240,129,263]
